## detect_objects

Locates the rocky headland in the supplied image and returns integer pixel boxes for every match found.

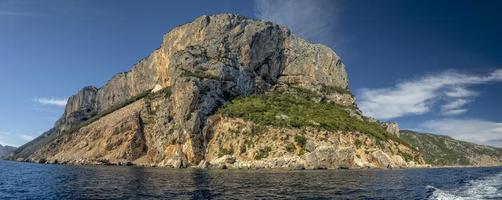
[10,14,501,169]
[0,144,16,159]
[400,130,502,167]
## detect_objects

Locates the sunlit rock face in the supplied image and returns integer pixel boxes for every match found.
[55,86,98,132]
[14,14,406,168]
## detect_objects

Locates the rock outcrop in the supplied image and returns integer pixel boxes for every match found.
[12,14,427,169]
[382,122,400,137]
[0,144,16,159]
[56,86,99,132]
[202,117,422,169]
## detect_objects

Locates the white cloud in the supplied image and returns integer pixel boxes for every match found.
[33,98,67,107]
[444,87,478,98]
[441,109,468,116]
[441,99,470,116]
[254,0,337,43]
[420,119,502,147]
[20,134,34,141]
[358,69,502,120]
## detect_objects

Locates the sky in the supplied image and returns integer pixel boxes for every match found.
[1,0,501,147]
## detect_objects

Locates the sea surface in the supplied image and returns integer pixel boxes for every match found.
[0,160,500,199]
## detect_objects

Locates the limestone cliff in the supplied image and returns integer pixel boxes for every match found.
[13,14,425,169]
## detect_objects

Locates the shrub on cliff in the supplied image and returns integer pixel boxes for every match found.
[218,90,406,145]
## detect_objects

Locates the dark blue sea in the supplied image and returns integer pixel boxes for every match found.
[0,160,500,199]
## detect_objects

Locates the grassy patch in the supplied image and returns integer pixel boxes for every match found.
[319,84,351,95]
[289,86,321,100]
[244,138,254,148]
[400,131,473,165]
[250,125,267,136]
[294,135,307,148]
[294,135,308,155]
[218,91,407,146]
[218,147,234,158]
[298,148,306,156]
[354,139,362,148]
[286,143,296,153]
[255,146,272,160]
[400,151,415,162]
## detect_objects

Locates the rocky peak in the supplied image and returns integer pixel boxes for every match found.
[11,14,501,168]
[15,13,356,167]
[162,13,348,91]
[56,86,98,132]
[383,122,400,137]
[51,13,350,135]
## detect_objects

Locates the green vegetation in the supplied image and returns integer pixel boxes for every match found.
[402,130,494,165]
[354,139,363,148]
[286,143,296,153]
[218,147,234,158]
[288,86,321,100]
[400,130,479,165]
[319,84,351,95]
[244,138,254,148]
[250,125,267,136]
[294,135,308,156]
[298,148,306,156]
[254,146,272,160]
[294,135,307,148]
[218,91,407,146]
[399,151,415,162]
[240,143,247,154]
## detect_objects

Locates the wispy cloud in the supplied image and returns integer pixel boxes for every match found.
[358,69,502,120]
[20,134,34,141]
[0,0,47,17]
[33,98,67,107]
[0,11,44,16]
[419,119,502,147]
[254,0,337,43]
[440,99,470,116]
[0,131,19,147]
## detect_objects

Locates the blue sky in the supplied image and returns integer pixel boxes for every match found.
[1,0,501,147]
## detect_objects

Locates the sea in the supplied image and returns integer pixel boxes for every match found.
[0,160,500,199]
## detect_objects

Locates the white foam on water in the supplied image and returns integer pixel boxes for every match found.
[427,172,502,200]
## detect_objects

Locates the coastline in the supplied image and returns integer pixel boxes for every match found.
[5,158,500,170]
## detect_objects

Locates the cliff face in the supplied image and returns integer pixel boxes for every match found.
[400,130,502,166]
[13,14,425,169]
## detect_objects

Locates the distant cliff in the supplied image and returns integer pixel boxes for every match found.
[0,144,16,159]
[15,13,496,169]
[400,130,502,166]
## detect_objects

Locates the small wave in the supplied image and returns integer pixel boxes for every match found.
[427,173,502,200]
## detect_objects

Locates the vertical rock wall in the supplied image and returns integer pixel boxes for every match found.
[14,14,353,166]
